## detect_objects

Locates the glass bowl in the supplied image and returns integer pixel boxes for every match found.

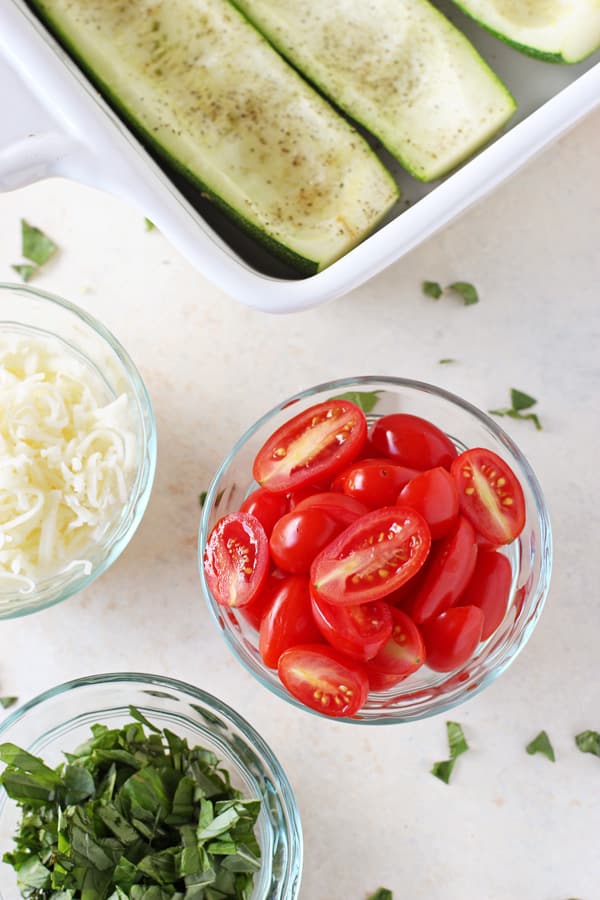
[0,673,302,900]
[198,376,552,724]
[0,283,156,618]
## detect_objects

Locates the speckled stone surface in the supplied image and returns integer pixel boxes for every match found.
[0,108,599,900]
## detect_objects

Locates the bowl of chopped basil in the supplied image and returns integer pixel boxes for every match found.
[0,672,302,899]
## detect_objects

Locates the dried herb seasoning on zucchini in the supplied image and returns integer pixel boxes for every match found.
[0,707,261,898]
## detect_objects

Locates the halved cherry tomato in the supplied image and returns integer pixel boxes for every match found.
[293,491,369,527]
[420,606,484,672]
[368,608,425,676]
[460,550,512,639]
[332,459,419,509]
[451,448,526,545]
[398,466,459,540]
[253,399,367,493]
[203,512,269,608]
[259,576,322,668]
[270,507,346,574]
[365,667,408,692]
[310,588,393,661]
[371,413,458,470]
[406,516,478,624]
[311,506,431,606]
[239,567,285,630]
[278,644,369,717]
[240,487,288,537]
[287,482,329,509]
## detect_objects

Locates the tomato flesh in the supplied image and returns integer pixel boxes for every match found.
[278,644,369,717]
[240,487,288,537]
[239,567,285,630]
[406,516,478,624]
[203,512,269,608]
[368,608,425,676]
[398,466,459,540]
[259,575,322,668]
[311,506,431,606]
[253,399,367,493]
[371,414,458,470]
[460,550,512,640]
[366,666,409,692]
[332,459,419,509]
[451,448,526,546]
[310,589,393,661]
[420,605,484,672]
[269,507,346,574]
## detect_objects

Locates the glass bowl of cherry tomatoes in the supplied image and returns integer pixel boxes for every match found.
[198,377,552,724]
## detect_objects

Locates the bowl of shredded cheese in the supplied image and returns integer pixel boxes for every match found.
[0,283,156,618]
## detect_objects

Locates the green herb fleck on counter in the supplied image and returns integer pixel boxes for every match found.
[448,281,479,306]
[489,388,542,430]
[438,358,456,365]
[0,706,261,898]
[333,390,382,414]
[575,730,600,758]
[0,697,17,710]
[12,220,59,282]
[422,280,442,299]
[144,217,156,231]
[526,730,555,762]
[199,491,208,508]
[10,264,37,283]
[367,889,393,900]
[432,721,469,785]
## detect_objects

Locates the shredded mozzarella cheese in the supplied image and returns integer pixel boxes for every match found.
[0,332,137,591]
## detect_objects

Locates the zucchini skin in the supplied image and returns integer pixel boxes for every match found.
[27,0,399,273]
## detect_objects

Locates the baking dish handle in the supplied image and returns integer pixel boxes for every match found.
[0,131,82,192]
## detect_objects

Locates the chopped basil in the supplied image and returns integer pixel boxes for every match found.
[215,488,226,508]
[0,697,17,710]
[199,491,208,508]
[575,730,600,758]
[438,358,456,365]
[432,721,469,785]
[447,281,479,306]
[367,890,393,900]
[12,220,59,282]
[422,280,442,299]
[144,217,156,231]
[489,388,543,431]
[0,707,261,899]
[333,390,382,414]
[11,264,37,283]
[526,730,555,762]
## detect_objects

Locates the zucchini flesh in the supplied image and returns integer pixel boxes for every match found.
[232,0,516,183]
[29,0,399,273]
[450,1,600,63]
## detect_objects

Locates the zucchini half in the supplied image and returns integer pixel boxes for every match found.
[232,0,516,183]
[29,0,399,273]
[451,1,600,63]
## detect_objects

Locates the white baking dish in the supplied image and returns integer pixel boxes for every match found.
[1,0,598,314]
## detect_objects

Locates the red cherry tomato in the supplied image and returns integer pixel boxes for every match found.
[310,589,393,661]
[398,466,459,540]
[420,606,484,672]
[293,491,369,526]
[239,567,285,630]
[203,512,269,608]
[451,448,526,545]
[460,550,512,640]
[259,576,322,668]
[253,399,367,493]
[368,608,425,676]
[332,459,419,509]
[278,644,369,717]
[270,507,346,574]
[406,516,478,624]
[287,483,329,509]
[240,487,288,537]
[366,666,409,692]
[311,506,431,607]
[371,413,458,470]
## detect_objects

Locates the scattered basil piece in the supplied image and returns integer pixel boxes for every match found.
[333,390,382,414]
[0,709,261,899]
[422,280,442,299]
[438,358,456,365]
[0,697,17,710]
[20,219,58,266]
[367,889,393,900]
[144,217,156,231]
[448,281,479,306]
[11,263,38,283]
[489,388,543,431]
[575,730,600,758]
[215,488,226,508]
[199,491,208,508]
[526,730,555,762]
[432,721,469,785]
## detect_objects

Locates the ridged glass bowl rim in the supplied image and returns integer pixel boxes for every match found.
[0,282,157,618]
[0,672,303,899]
[198,375,553,725]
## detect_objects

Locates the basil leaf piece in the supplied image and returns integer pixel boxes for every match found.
[431,759,456,784]
[432,721,469,785]
[21,219,58,266]
[333,390,382,414]
[448,281,479,305]
[510,388,537,411]
[144,218,156,231]
[199,491,208,508]
[575,730,600,757]
[367,889,393,900]
[0,696,17,710]
[489,388,543,431]
[11,263,38,283]
[422,280,442,299]
[526,730,555,762]
[438,358,456,365]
